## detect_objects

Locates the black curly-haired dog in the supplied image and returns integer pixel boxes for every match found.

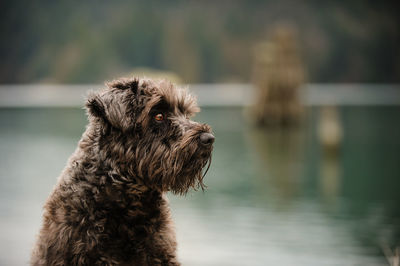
[31,77,214,265]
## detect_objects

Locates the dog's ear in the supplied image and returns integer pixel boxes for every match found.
[86,93,106,120]
[85,90,133,131]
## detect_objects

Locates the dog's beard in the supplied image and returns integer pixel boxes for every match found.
[135,130,212,195]
[168,149,212,195]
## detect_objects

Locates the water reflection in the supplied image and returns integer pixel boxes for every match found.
[316,106,343,205]
[0,106,399,265]
[246,126,305,206]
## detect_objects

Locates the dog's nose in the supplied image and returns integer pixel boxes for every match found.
[199,133,215,146]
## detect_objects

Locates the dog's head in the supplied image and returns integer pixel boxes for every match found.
[85,77,214,194]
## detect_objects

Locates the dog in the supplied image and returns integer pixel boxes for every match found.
[31,77,214,265]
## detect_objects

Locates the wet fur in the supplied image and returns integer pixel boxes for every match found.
[31,78,213,265]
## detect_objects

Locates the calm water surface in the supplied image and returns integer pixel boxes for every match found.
[0,107,399,265]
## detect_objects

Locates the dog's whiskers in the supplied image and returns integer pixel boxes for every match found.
[201,154,212,181]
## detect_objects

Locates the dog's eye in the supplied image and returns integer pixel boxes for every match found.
[154,113,164,121]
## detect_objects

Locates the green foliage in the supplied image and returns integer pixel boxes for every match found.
[0,0,398,83]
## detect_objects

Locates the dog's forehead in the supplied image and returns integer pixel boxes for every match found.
[142,79,200,115]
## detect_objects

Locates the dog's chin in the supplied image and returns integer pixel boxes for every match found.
[168,173,203,195]
[140,135,213,194]
[168,153,212,195]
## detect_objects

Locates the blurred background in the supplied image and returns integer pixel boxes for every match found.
[1,1,400,265]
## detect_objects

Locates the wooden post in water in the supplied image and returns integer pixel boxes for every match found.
[252,26,305,127]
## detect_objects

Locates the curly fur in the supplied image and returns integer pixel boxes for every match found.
[31,77,214,265]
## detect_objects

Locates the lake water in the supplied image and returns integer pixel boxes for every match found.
[0,106,399,265]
